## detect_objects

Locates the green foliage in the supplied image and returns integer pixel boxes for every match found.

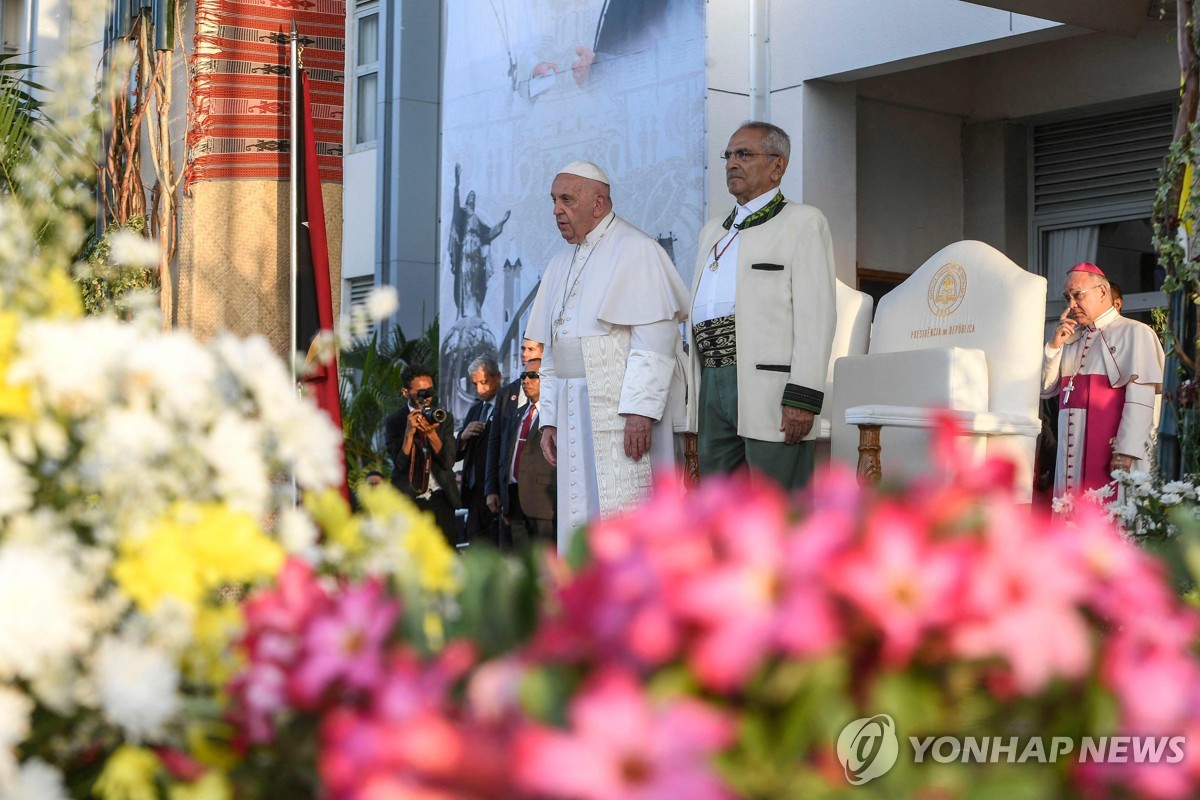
[339,319,439,485]
[0,54,45,196]
[76,217,159,316]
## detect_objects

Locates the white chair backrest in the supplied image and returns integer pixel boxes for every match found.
[867,240,1047,421]
[818,280,874,443]
[828,279,873,389]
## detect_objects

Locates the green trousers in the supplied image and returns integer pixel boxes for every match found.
[697,364,815,489]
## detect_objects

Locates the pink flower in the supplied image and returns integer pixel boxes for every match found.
[241,557,330,648]
[514,668,735,800]
[950,503,1093,692]
[318,644,508,800]
[830,501,967,666]
[671,476,850,689]
[532,478,722,669]
[229,558,333,743]
[1102,607,1200,732]
[290,577,400,705]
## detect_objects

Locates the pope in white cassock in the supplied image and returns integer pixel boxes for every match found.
[1041,261,1164,500]
[525,161,690,551]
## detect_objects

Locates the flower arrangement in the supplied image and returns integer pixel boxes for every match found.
[0,2,460,787]
[215,422,1200,800]
[0,303,461,798]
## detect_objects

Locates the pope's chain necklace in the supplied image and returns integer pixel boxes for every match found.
[553,215,616,339]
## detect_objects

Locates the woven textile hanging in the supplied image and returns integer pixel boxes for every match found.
[188,0,346,187]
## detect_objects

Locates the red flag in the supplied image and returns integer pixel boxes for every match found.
[297,69,349,501]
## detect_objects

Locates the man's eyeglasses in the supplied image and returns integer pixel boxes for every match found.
[721,149,780,163]
[1062,286,1100,304]
[519,371,540,380]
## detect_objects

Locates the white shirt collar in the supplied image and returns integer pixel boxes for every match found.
[1091,305,1119,331]
[733,189,779,226]
[580,211,617,249]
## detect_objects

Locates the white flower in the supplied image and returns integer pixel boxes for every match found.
[1162,480,1197,499]
[107,229,160,268]
[1160,492,1185,506]
[123,332,219,420]
[0,446,33,518]
[200,412,270,515]
[93,636,180,741]
[1084,483,1115,501]
[0,543,92,681]
[273,398,343,490]
[12,319,136,414]
[31,419,68,462]
[277,507,320,561]
[0,686,32,787]
[365,285,399,322]
[1051,494,1074,514]
[1125,469,1153,487]
[1,758,68,800]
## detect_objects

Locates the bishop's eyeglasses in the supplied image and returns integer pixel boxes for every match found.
[1062,286,1100,304]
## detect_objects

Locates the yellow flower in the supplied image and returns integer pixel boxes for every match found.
[187,605,244,685]
[402,512,460,596]
[113,502,284,614]
[184,721,240,772]
[0,310,32,419]
[359,484,460,596]
[304,488,364,555]
[44,267,83,319]
[167,772,233,800]
[93,746,160,800]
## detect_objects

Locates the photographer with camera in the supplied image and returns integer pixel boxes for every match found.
[385,364,460,546]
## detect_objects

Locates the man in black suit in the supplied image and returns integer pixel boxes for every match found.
[485,338,544,547]
[457,356,502,544]
[384,365,460,546]
[515,360,556,545]
[487,358,553,549]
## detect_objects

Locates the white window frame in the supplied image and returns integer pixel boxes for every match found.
[1028,101,1175,322]
[349,0,379,152]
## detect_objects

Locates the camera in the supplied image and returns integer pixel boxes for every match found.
[414,388,447,424]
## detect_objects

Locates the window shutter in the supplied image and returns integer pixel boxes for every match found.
[346,275,377,341]
[1033,104,1175,220]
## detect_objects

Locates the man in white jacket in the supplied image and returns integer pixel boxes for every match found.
[687,121,837,488]
[526,161,689,551]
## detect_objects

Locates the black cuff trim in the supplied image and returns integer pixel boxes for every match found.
[782,383,823,414]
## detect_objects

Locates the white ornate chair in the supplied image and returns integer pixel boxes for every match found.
[829,241,1047,501]
[815,280,873,464]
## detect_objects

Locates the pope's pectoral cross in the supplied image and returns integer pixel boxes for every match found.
[1063,377,1075,405]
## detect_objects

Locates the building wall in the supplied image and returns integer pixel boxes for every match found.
[785,0,1061,82]
[856,97,964,275]
[342,149,376,282]
[356,0,440,339]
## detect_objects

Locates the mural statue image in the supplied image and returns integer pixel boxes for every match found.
[449,162,511,318]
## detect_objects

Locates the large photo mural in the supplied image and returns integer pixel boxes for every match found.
[439,0,707,419]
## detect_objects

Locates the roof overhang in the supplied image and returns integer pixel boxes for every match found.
[961,0,1156,37]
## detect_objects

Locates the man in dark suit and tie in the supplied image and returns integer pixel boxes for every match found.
[485,338,544,547]
[514,360,556,545]
[457,356,502,544]
[384,365,460,546]
[488,359,554,549]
